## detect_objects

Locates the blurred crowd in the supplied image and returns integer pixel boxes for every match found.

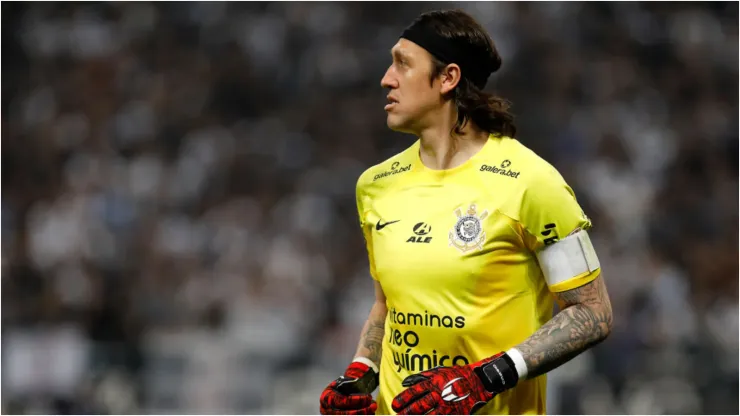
[2,2,738,414]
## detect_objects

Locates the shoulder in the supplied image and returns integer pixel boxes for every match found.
[356,140,418,202]
[482,137,578,221]
[482,138,590,250]
[478,137,568,194]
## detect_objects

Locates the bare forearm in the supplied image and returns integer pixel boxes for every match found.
[354,302,388,367]
[515,276,613,379]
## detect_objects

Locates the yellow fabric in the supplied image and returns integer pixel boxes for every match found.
[355,135,598,415]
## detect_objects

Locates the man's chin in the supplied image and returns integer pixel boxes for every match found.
[386,115,410,133]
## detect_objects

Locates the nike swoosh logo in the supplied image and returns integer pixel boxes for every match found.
[376,220,400,231]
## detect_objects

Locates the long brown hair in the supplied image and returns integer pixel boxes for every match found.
[416,10,517,138]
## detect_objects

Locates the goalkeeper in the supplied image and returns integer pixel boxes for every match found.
[320,9,613,415]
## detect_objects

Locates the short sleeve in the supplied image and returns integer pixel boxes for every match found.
[356,177,379,281]
[520,168,599,292]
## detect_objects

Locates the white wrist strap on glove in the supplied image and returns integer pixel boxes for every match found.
[506,348,529,380]
[353,356,379,374]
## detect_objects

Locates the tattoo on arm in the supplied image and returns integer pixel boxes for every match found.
[516,275,613,379]
[356,308,387,367]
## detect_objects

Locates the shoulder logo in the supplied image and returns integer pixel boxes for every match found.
[480,160,519,178]
[449,204,488,253]
[373,161,411,181]
[541,223,559,245]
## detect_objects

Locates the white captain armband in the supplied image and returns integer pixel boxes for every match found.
[535,230,600,287]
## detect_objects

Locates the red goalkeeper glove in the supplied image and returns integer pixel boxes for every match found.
[391,352,519,415]
[320,361,379,415]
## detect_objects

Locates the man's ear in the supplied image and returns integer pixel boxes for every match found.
[438,63,462,95]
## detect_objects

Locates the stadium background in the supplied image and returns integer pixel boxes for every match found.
[2,2,738,414]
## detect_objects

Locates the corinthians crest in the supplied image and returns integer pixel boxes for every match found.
[449,204,489,253]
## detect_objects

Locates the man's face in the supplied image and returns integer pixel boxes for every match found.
[380,39,441,133]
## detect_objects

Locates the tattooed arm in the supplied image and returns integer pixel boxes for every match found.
[319,282,386,414]
[354,280,388,368]
[515,274,613,379]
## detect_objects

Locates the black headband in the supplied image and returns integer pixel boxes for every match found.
[400,24,495,90]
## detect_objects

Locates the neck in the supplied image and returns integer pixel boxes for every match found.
[417,104,490,170]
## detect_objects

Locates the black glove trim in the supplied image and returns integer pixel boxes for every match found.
[473,353,519,394]
[335,368,380,395]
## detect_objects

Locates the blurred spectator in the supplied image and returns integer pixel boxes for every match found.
[2,2,737,414]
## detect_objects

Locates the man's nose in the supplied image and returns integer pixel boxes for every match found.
[380,67,397,89]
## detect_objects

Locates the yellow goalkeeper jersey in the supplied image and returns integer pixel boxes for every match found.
[355,135,599,415]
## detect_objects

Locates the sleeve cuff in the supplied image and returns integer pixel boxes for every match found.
[548,269,600,293]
